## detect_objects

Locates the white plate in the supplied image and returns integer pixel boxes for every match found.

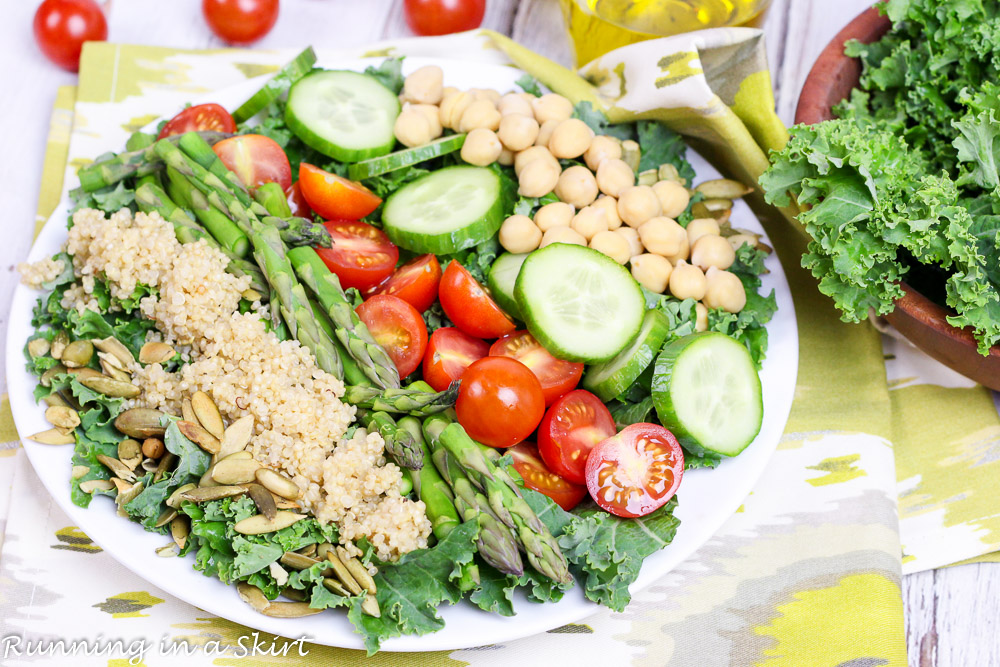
[6,57,798,652]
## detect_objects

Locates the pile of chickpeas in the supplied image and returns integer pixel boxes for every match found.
[394,65,757,322]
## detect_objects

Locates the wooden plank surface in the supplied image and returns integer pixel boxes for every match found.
[3,1,997,664]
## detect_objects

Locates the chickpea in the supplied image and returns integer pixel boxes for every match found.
[409,103,442,139]
[590,230,631,265]
[703,267,746,313]
[459,99,502,133]
[498,93,533,117]
[540,225,587,248]
[471,88,501,105]
[555,165,599,208]
[439,91,474,130]
[571,205,609,241]
[441,85,459,98]
[518,158,561,198]
[531,93,574,125]
[668,260,707,300]
[394,108,434,147]
[499,214,542,254]
[497,113,540,152]
[534,202,574,232]
[695,302,709,332]
[592,195,622,230]
[617,185,661,227]
[686,218,720,247]
[535,119,559,147]
[596,159,635,198]
[403,65,444,104]
[461,128,503,166]
[637,217,686,257]
[690,234,736,271]
[651,180,691,219]
[630,253,673,293]
[514,146,557,176]
[584,135,623,171]
[614,226,643,257]
[663,232,690,265]
[497,147,515,166]
[548,118,594,159]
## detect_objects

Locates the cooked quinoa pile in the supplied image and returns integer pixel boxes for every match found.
[22,208,431,560]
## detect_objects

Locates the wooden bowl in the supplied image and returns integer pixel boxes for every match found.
[794,5,1000,390]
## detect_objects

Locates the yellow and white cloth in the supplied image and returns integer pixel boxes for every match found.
[1,29,997,665]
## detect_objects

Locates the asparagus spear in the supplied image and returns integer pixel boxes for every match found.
[356,409,422,470]
[397,417,461,540]
[310,298,369,386]
[165,167,251,258]
[253,182,293,217]
[177,130,255,208]
[342,382,459,416]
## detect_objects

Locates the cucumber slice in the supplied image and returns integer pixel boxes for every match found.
[381,166,506,254]
[487,252,529,320]
[583,309,671,401]
[514,244,644,363]
[348,134,467,180]
[651,332,762,457]
[232,47,317,124]
[285,70,400,162]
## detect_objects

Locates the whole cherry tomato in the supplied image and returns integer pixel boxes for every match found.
[202,0,279,44]
[33,0,107,72]
[456,356,544,448]
[403,0,485,36]
[490,331,583,405]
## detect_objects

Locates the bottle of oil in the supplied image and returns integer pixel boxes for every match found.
[560,0,772,65]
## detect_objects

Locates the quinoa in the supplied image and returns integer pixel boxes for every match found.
[17,256,65,289]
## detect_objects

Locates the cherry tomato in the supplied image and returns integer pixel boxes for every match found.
[490,331,584,405]
[374,254,442,313]
[212,134,291,191]
[33,0,107,72]
[537,389,616,485]
[285,181,313,218]
[158,104,237,140]
[456,357,544,448]
[298,163,382,221]
[403,0,485,36]
[356,295,428,379]
[423,328,490,392]
[585,423,684,518]
[202,0,279,44]
[315,220,399,291]
[509,443,587,511]
[439,261,516,339]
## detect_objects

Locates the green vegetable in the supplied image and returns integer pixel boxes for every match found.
[232,46,317,124]
[347,135,467,180]
[343,383,458,416]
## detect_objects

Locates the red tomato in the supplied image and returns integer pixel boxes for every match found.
[456,357,544,448]
[403,0,485,36]
[439,261,515,339]
[212,134,291,191]
[585,423,684,518]
[537,389,616,485]
[490,331,583,405]
[33,0,107,72]
[298,164,382,221]
[315,220,399,291]
[202,0,279,44]
[374,254,441,313]
[422,328,490,392]
[158,104,237,140]
[509,443,587,511]
[356,295,428,379]
[285,181,312,218]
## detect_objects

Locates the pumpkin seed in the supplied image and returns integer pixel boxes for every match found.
[236,583,322,618]
[117,439,143,470]
[170,516,189,549]
[71,465,90,479]
[637,168,658,186]
[322,577,351,597]
[93,336,135,367]
[219,415,254,458]
[281,587,308,602]
[691,202,731,222]
[726,233,758,252]
[179,485,247,502]
[621,139,640,172]
[61,340,94,368]
[280,551,320,571]
[115,480,145,517]
[181,398,196,423]
[141,437,165,459]
[140,458,159,472]
[154,507,178,528]
[80,375,140,399]
[45,405,80,430]
[269,561,289,587]
[694,178,753,199]
[178,420,220,454]
[80,479,115,493]
[191,391,224,439]
[155,544,178,558]
[166,483,197,508]
[110,477,132,494]
[322,551,362,595]
[65,367,104,381]
[236,582,270,612]
[297,543,317,558]
[153,452,176,483]
[42,393,71,409]
[212,457,261,485]
[274,497,301,510]
[361,594,381,618]
[657,163,685,184]
[97,454,136,483]
[199,465,219,488]
[28,428,75,445]
[40,365,66,387]
[316,542,335,561]
[337,546,377,595]
[98,353,132,382]
[700,198,733,212]
[27,337,50,358]
[255,468,301,500]
[242,288,263,302]
[51,331,68,359]
[234,511,306,535]
[139,341,176,365]
[247,483,277,521]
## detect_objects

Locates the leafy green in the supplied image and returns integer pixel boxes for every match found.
[364,57,405,95]
[512,191,559,217]
[439,235,502,285]
[636,121,695,183]
[516,74,543,97]
[573,101,636,142]
[422,301,453,334]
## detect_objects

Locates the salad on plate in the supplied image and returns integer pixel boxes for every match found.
[18,48,777,653]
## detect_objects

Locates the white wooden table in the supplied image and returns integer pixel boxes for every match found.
[1,1,992,664]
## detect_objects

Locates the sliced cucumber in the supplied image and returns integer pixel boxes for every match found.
[285,70,399,162]
[381,166,505,254]
[232,47,317,124]
[514,244,644,362]
[583,309,670,401]
[487,252,529,320]
[348,134,467,180]
[651,332,762,458]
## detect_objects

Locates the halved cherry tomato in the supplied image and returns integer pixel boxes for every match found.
[298,163,382,220]
[423,328,490,392]
[457,357,544,448]
[212,134,291,191]
[439,261,516,339]
[537,389,616,485]
[315,220,399,291]
[375,254,441,313]
[356,294,428,379]
[490,331,583,405]
[285,181,312,218]
[585,423,684,518]
[509,443,587,511]
[158,103,237,140]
